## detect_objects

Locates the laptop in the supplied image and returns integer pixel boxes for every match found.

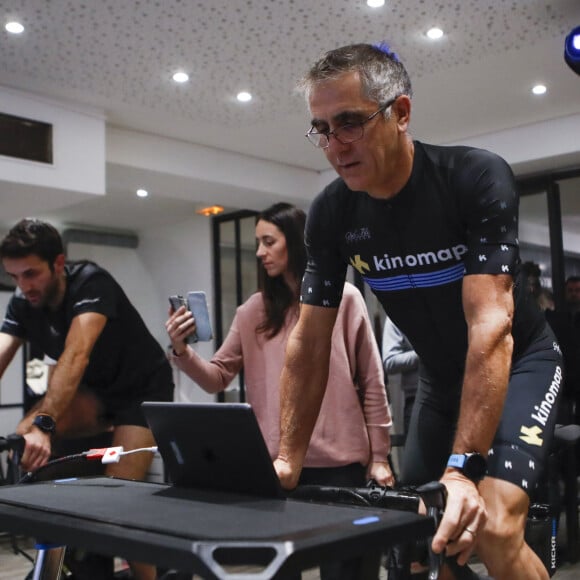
[141,401,285,498]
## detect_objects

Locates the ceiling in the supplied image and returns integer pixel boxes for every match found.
[1,0,580,232]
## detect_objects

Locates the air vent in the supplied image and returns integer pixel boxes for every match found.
[0,112,53,164]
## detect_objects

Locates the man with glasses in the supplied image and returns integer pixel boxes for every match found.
[274,43,562,579]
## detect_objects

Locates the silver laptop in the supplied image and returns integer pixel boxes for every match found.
[142,401,285,498]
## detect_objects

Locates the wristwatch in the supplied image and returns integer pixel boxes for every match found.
[447,452,487,483]
[32,414,56,435]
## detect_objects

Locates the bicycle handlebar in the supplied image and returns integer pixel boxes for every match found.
[290,481,421,511]
[290,480,447,580]
[0,433,25,455]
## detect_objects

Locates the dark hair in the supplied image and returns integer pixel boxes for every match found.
[298,43,413,107]
[521,261,542,299]
[0,218,64,270]
[256,203,306,338]
[566,275,580,285]
[521,261,541,279]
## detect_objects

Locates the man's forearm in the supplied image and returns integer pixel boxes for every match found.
[278,334,330,470]
[37,347,89,422]
[454,330,513,455]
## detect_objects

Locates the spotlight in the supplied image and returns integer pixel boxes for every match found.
[564,25,580,76]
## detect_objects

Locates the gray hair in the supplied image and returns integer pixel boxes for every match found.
[298,43,413,107]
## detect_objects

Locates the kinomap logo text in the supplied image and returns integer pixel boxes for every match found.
[519,365,562,448]
[350,244,468,275]
[531,365,562,427]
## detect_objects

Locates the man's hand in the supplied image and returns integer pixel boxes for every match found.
[368,461,395,488]
[20,428,52,472]
[431,470,487,566]
[274,456,301,490]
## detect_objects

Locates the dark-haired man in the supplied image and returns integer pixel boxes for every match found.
[274,44,562,579]
[0,218,173,580]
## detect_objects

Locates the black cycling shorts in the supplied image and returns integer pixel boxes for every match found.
[401,326,563,496]
[92,363,174,428]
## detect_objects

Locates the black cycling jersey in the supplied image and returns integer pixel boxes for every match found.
[302,141,547,382]
[1,261,173,406]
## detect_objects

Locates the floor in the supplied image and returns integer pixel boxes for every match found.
[2,531,580,579]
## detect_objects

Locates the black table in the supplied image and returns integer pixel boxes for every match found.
[0,477,434,579]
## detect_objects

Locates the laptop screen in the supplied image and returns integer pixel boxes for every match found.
[142,401,285,498]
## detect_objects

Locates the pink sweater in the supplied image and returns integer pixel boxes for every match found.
[171,282,392,468]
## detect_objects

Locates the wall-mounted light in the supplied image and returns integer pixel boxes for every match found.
[196,205,224,216]
[136,188,149,197]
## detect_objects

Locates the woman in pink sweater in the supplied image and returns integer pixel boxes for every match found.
[166,202,393,489]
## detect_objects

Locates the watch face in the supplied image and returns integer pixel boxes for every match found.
[465,453,487,481]
[33,414,56,433]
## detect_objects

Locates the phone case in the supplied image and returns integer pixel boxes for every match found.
[187,291,213,342]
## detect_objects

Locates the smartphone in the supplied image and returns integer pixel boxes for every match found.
[168,294,187,312]
[187,291,213,342]
[168,294,197,343]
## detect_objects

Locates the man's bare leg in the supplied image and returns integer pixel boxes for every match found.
[476,477,548,580]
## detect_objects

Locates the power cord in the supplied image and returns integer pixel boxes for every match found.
[18,445,158,483]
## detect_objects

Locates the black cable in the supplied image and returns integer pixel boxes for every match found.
[10,539,35,564]
[289,484,373,507]
[18,452,89,483]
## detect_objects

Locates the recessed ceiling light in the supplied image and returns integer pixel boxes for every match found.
[136,188,149,198]
[172,71,189,83]
[367,0,385,7]
[426,27,444,40]
[236,91,252,103]
[532,84,547,95]
[5,21,25,34]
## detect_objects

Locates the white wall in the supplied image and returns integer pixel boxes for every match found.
[137,216,217,403]
[0,86,105,196]
[107,127,320,211]
[0,291,25,437]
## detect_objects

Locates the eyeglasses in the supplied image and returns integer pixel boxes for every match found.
[305,96,398,149]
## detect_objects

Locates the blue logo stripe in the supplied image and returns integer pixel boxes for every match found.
[363,263,465,292]
[411,263,465,283]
